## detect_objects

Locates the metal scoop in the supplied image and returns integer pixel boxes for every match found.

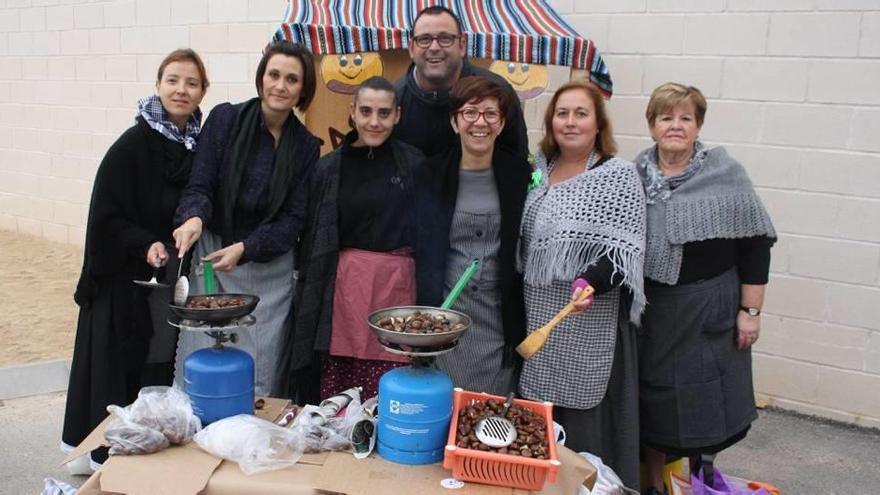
[172,253,189,306]
[134,263,169,289]
[474,392,518,448]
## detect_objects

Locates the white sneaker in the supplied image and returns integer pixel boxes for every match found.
[64,454,93,476]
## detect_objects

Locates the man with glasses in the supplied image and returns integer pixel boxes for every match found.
[394,6,528,159]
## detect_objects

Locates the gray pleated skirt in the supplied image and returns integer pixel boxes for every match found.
[173,230,295,397]
[638,268,757,453]
[542,299,640,492]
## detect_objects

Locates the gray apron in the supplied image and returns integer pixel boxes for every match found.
[145,245,181,363]
[173,230,295,397]
[638,268,757,451]
[435,168,517,396]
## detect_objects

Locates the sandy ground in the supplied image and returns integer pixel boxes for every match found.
[0,230,82,367]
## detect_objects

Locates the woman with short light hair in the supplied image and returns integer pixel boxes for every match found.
[635,82,776,495]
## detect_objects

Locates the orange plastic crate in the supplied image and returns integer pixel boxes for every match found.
[443,388,560,491]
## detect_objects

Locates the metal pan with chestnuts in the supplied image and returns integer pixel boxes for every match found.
[376,311,466,334]
[367,305,471,348]
[454,398,550,459]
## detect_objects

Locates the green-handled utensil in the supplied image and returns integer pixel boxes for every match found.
[203,259,216,295]
[440,259,480,309]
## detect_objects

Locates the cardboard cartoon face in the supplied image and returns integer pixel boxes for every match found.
[489,61,549,100]
[321,52,384,94]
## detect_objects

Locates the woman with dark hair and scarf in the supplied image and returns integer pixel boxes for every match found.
[63,49,209,473]
[291,76,427,404]
[173,41,320,398]
[635,83,775,495]
[416,76,530,396]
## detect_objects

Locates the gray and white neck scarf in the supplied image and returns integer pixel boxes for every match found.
[641,140,708,204]
[136,94,202,151]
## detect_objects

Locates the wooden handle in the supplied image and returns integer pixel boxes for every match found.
[537,286,595,334]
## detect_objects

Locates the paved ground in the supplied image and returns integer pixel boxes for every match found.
[0,392,83,495]
[2,389,878,495]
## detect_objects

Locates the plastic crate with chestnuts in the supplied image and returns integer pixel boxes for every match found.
[443,389,560,491]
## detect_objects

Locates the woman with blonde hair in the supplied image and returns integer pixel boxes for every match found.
[63,48,209,472]
[635,82,775,495]
[518,80,646,490]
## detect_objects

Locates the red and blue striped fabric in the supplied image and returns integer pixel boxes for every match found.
[273,0,612,95]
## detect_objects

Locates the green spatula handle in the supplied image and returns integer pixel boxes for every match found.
[203,259,216,295]
[441,259,480,309]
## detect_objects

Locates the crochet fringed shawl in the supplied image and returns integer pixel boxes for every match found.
[520,152,647,323]
[634,144,776,285]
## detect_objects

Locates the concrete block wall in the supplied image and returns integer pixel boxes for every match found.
[0,0,284,245]
[549,0,880,427]
[0,1,878,426]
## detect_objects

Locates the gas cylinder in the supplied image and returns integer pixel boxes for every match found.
[377,366,453,465]
[184,345,254,425]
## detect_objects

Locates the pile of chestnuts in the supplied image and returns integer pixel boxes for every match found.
[377,311,466,334]
[454,398,550,459]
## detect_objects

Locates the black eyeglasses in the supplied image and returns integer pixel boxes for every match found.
[411,33,459,48]
[457,108,503,124]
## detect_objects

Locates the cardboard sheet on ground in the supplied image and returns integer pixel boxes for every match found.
[77,445,593,495]
[72,396,595,495]
[67,397,290,495]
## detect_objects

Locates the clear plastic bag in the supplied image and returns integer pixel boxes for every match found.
[105,404,170,455]
[41,478,77,495]
[577,451,639,495]
[104,386,201,456]
[194,414,305,475]
[129,386,201,444]
[288,392,368,454]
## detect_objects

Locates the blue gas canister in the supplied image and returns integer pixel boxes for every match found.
[377,366,453,465]
[184,345,254,425]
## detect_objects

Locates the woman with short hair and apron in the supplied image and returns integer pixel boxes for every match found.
[290,76,428,404]
[635,82,776,495]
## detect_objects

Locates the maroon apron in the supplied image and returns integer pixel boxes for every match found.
[328,248,414,363]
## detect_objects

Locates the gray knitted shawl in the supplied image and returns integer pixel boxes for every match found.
[634,143,776,285]
[520,152,647,323]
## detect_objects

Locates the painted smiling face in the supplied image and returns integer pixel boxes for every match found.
[489,61,549,100]
[321,52,384,94]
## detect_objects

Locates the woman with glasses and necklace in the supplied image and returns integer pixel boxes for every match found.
[416,76,530,396]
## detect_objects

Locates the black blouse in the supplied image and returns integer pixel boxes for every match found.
[338,137,412,251]
[672,236,773,286]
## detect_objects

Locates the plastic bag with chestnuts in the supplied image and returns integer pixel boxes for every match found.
[104,386,202,456]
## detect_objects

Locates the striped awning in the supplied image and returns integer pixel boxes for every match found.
[273,0,613,95]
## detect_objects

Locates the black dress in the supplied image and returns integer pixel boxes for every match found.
[61,117,194,462]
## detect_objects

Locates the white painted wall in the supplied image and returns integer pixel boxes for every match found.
[0,0,878,426]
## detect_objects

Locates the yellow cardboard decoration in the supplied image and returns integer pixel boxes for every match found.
[307,50,411,155]
[320,52,384,94]
[489,60,549,100]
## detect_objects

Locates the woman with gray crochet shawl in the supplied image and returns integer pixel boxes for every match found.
[518,81,646,490]
[635,83,776,495]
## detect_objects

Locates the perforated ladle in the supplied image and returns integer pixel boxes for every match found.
[474,392,518,448]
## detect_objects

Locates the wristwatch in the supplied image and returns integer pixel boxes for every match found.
[739,306,761,317]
